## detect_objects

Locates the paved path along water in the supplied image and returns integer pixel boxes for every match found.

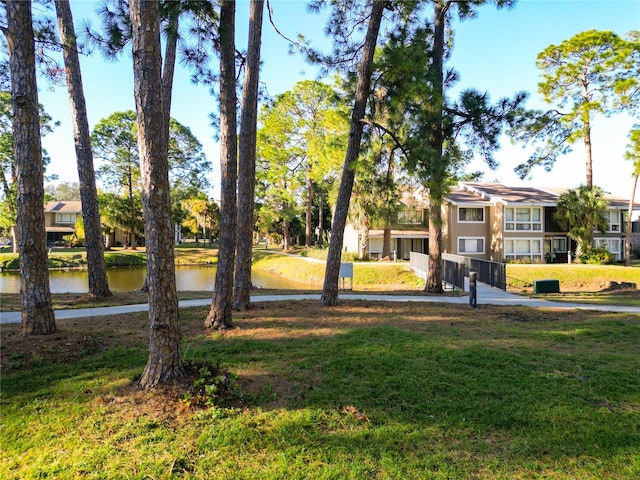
[1,282,638,324]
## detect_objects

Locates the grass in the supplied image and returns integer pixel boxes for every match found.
[1,301,639,478]
[252,250,424,290]
[506,263,640,292]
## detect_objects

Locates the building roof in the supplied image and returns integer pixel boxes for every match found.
[44,201,82,213]
[460,182,559,206]
[446,186,493,206]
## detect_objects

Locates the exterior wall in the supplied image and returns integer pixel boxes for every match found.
[343,223,360,254]
[447,204,491,259]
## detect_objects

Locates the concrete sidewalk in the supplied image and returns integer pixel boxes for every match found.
[1,282,638,324]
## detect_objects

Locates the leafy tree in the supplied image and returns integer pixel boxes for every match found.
[168,118,212,193]
[91,110,140,248]
[613,31,640,113]
[98,191,143,248]
[513,30,633,188]
[624,127,640,266]
[205,0,237,330]
[554,185,609,259]
[3,0,56,335]
[45,181,81,201]
[91,111,211,248]
[377,0,520,292]
[234,0,265,311]
[0,91,58,252]
[130,0,185,388]
[256,80,348,252]
[182,195,220,245]
[55,0,111,298]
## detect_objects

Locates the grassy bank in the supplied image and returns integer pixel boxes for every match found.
[252,250,424,291]
[2,301,639,479]
[507,264,640,292]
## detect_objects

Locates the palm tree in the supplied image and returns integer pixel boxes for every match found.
[554,185,609,259]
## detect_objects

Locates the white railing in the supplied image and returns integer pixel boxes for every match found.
[409,252,429,280]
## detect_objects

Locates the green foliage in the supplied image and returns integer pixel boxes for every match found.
[45,181,81,201]
[180,195,220,243]
[103,252,147,267]
[181,363,241,409]
[0,252,19,270]
[0,90,59,235]
[256,80,349,245]
[92,111,212,240]
[554,185,609,252]
[579,246,614,265]
[513,29,636,182]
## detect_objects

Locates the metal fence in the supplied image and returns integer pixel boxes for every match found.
[409,252,507,291]
[409,252,465,291]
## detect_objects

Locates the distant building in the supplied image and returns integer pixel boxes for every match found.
[44,201,82,246]
[344,182,640,263]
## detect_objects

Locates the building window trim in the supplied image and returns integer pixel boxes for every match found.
[504,237,543,261]
[504,207,542,232]
[458,236,485,254]
[458,207,485,223]
[594,237,622,260]
[55,213,76,224]
[603,210,621,233]
[397,209,424,225]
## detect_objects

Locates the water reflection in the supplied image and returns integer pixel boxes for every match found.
[0,265,317,294]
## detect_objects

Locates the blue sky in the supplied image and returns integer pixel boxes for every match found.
[38,0,639,202]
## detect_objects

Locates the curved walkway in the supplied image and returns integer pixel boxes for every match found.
[1,282,638,325]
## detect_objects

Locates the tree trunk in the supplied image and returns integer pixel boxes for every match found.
[234,0,264,311]
[359,217,369,260]
[6,0,57,335]
[138,10,179,296]
[206,0,237,329]
[318,191,324,246]
[424,0,445,294]
[382,220,391,259]
[283,217,291,251]
[162,10,178,136]
[130,0,184,388]
[55,0,111,299]
[320,0,385,305]
[426,200,444,292]
[305,169,312,248]
[626,173,638,267]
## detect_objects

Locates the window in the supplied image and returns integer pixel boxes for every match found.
[458,207,484,223]
[603,210,620,232]
[504,238,543,261]
[595,238,621,260]
[397,209,423,225]
[458,237,485,254]
[56,213,76,224]
[505,207,541,231]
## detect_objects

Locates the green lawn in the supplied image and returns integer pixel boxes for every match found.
[507,264,640,292]
[2,301,639,479]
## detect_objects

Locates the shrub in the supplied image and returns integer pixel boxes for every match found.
[579,246,613,265]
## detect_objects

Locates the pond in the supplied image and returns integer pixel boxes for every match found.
[0,265,317,294]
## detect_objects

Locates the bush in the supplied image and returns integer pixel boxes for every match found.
[579,246,614,265]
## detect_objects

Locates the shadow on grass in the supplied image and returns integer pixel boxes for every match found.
[2,302,639,477]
